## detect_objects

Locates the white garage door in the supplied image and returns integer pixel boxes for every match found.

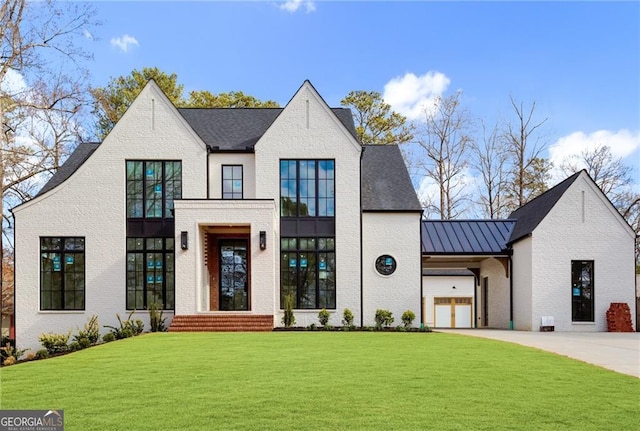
[434,297,473,328]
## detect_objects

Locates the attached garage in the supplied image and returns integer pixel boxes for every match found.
[423,269,475,328]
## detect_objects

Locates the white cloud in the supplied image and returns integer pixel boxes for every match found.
[110,34,139,53]
[383,71,451,121]
[278,0,316,13]
[548,129,640,182]
[0,68,28,94]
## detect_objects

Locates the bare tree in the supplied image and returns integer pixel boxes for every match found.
[560,144,640,267]
[470,122,510,219]
[417,92,473,219]
[1,0,97,331]
[503,97,553,211]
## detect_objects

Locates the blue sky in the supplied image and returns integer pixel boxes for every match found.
[90,0,639,191]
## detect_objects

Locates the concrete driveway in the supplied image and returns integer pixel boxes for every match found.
[435,329,640,378]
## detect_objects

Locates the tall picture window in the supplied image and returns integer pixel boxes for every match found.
[280,160,334,217]
[571,260,594,322]
[40,237,85,310]
[222,165,243,199]
[280,237,335,309]
[126,161,182,218]
[126,237,175,310]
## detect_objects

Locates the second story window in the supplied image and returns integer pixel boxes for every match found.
[222,165,243,199]
[280,160,334,217]
[127,161,182,219]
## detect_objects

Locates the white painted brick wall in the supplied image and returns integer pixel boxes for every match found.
[13,82,207,350]
[254,83,364,326]
[480,258,512,329]
[362,212,422,327]
[528,174,636,331]
[208,153,256,199]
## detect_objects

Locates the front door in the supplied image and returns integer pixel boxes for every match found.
[219,239,248,311]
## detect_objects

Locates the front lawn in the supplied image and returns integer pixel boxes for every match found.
[0,332,638,430]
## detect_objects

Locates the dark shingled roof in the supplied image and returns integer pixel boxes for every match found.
[421,219,516,254]
[37,143,100,196]
[361,145,422,211]
[178,107,358,150]
[508,170,582,243]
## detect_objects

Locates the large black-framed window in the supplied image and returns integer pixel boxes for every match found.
[222,165,243,199]
[280,237,335,309]
[572,260,594,322]
[126,160,182,219]
[280,160,334,217]
[40,237,85,310]
[126,237,175,310]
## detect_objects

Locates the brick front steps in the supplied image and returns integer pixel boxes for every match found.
[168,314,274,332]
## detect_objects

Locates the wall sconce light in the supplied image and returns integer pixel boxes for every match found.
[181,231,188,250]
[259,231,267,250]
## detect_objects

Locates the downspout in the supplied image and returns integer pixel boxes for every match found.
[206,147,211,199]
[509,254,514,330]
[419,213,424,328]
[359,147,365,328]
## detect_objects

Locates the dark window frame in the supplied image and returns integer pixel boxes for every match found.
[571,260,595,322]
[126,160,182,219]
[221,164,243,199]
[280,237,336,310]
[126,237,175,311]
[279,159,335,218]
[40,237,86,311]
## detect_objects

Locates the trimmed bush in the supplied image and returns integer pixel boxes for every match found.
[75,315,100,345]
[318,308,330,327]
[342,308,354,329]
[39,332,70,354]
[104,311,145,339]
[401,310,416,328]
[102,333,115,343]
[35,349,50,360]
[374,309,394,330]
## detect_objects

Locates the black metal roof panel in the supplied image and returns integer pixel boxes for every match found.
[37,143,100,196]
[422,219,516,254]
[178,107,358,150]
[508,170,582,243]
[361,145,422,211]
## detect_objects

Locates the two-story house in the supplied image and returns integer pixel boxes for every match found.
[13,80,423,350]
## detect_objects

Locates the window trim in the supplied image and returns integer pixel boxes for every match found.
[40,236,86,311]
[221,164,243,199]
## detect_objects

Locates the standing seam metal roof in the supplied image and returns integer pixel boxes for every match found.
[421,220,516,254]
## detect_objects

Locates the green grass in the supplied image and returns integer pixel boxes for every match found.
[1,332,638,430]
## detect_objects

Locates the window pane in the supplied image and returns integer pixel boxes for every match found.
[572,261,594,322]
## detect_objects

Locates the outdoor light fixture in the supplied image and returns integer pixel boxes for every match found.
[259,231,267,250]
[181,231,188,250]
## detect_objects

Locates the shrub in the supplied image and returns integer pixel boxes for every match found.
[3,356,15,366]
[38,332,70,354]
[395,325,407,332]
[23,351,37,361]
[282,293,296,328]
[342,308,354,328]
[148,302,167,332]
[318,308,330,327]
[401,310,416,328]
[102,333,115,343]
[1,343,28,363]
[104,311,145,339]
[35,349,50,360]
[307,323,317,331]
[374,309,394,330]
[75,315,100,345]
